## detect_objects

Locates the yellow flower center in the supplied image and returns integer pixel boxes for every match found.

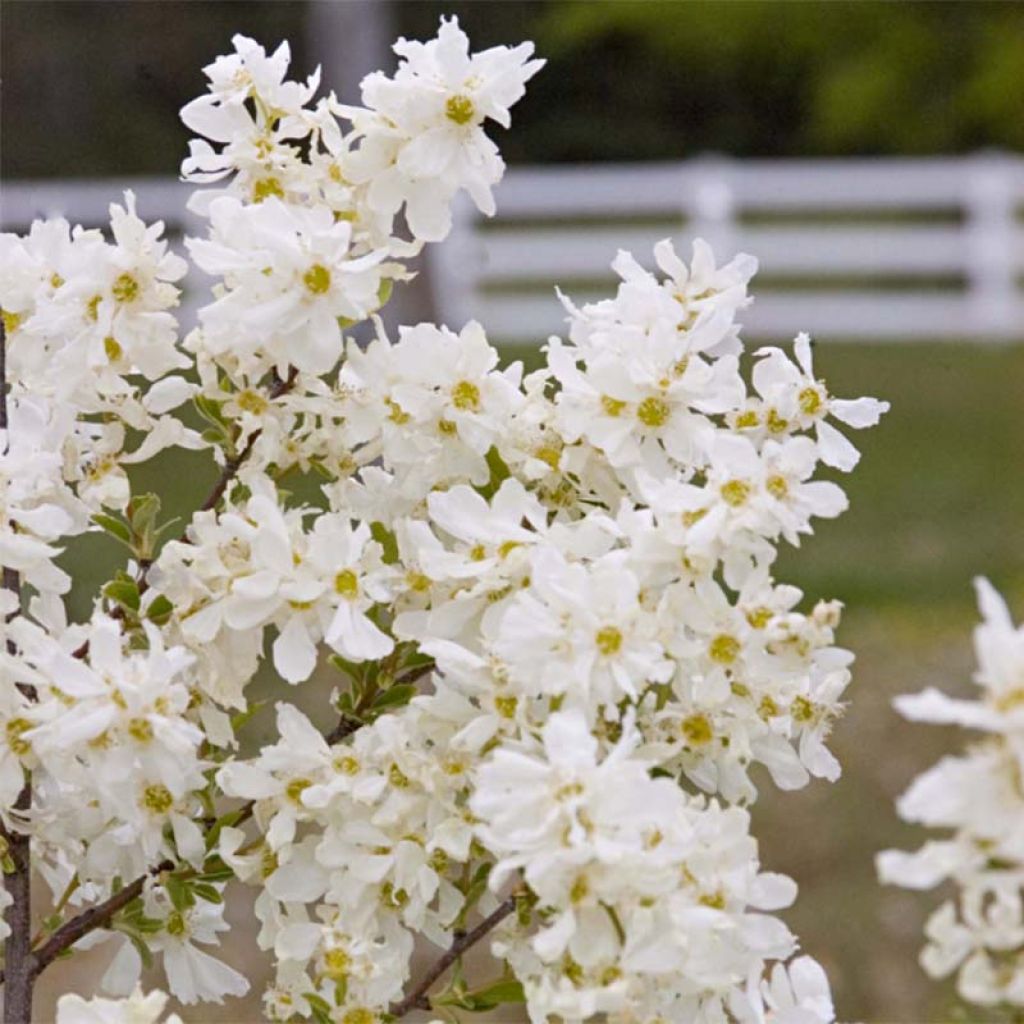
[600,395,627,418]
[112,273,140,304]
[766,474,789,499]
[322,947,350,980]
[445,94,476,125]
[595,625,623,656]
[165,910,188,937]
[386,398,410,424]
[285,777,311,804]
[6,718,32,757]
[799,386,823,416]
[303,263,332,295]
[451,379,481,412]
[141,783,173,815]
[1,309,23,335]
[791,696,815,722]
[334,569,359,599]
[637,396,670,428]
[720,479,751,507]
[746,606,773,629]
[236,389,268,414]
[709,633,740,665]
[127,718,153,743]
[681,713,713,745]
[494,694,518,719]
[252,176,284,202]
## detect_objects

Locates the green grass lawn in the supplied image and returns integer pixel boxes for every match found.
[46,341,1024,1022]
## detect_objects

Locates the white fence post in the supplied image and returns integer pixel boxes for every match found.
[429,194,479,330]
[965,153,1018,338]
[685,155,737,258]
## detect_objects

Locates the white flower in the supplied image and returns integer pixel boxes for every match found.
[56,986,184,1024]
[752,333,888,471]
[343,16,544,240]
[188,196,387,375]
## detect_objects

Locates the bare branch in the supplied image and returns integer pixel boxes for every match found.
[389,892,519,1019]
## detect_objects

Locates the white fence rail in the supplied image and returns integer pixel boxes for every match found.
[5,155,1024,343]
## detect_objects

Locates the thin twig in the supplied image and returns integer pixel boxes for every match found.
[27,860,173,977]
[71,367,299,660]
[388,892,520,1019]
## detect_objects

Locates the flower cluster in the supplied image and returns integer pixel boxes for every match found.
[878,580,1024,1009]
[1,18,886,1024]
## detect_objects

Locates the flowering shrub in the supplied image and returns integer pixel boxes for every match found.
[879,581,1024,1011]
[0,18,887,1024]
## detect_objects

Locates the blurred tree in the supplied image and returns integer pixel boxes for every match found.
[401,0,1024,160]
[4,0,1024,181]
[1,1,307,179]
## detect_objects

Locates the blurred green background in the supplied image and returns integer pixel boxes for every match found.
[4,2,1024,1021]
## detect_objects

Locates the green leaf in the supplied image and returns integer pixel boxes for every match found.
[226,482,249,505]
[127,932,155,969]
[371,683,417,713]
[92,513,132,546]
[146,594,174,625]
[193,394,230,428]
[329,653,363,682]
[164,874,195,913]
[304,992,332,1024]
[455,862,493,928]
[127,493,162,560]
[103,579,140,613]
[191,882,223,904]
[377,278,394,308]
[451,977,526,1012]
[199,854,236,881]
[333,977,348,1006]
[399,645,434,670]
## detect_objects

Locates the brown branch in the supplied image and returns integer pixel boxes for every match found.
[153,367,300,570]
[71,367,299,661]
[18,691,391,982]
[389,892,520,1019]
[27,860,173,977]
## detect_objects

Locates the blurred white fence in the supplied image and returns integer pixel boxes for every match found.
[5,155,1024,343]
